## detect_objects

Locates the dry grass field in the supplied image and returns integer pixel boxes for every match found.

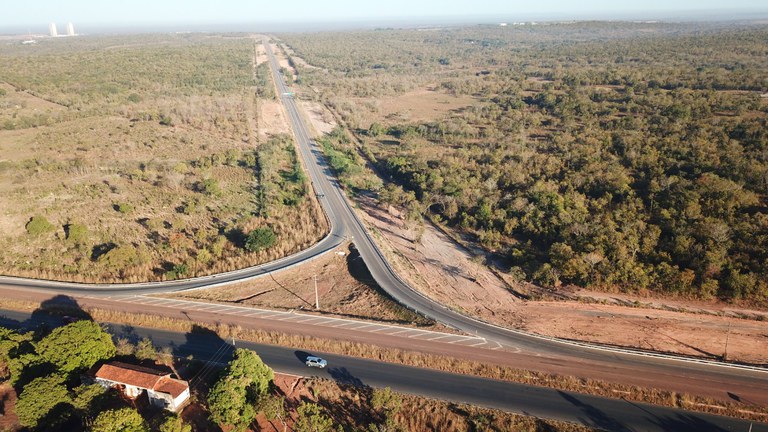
[0,34,327,282]
[168,242,434,326]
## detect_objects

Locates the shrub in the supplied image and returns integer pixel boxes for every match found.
[159,114,173,126]
[65,223,88,243]
[164,263,189,280]
[25,216,55,236]
[115,202,133,214]
[98,245,140,269]
[198,178,220,196]
[245,227,276,252]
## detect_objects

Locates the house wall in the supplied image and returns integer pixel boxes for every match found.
[95,378,143,398]
[172,388,190,411]
[147,389,173,410]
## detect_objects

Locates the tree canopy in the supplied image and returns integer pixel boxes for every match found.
[15,375,72,429]
[207,348,274,431]
[90,407,150,432]
[283,23,768,303]
[36,320,116,374]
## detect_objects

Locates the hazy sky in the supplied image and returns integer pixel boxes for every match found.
[4,0,768,30]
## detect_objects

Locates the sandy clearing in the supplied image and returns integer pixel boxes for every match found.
[356,195,520,326]
[169,242,436,327]
[259,99,291,138]
[358,89,477,125]
[299,101,337,137]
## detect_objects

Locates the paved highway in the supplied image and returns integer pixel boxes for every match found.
[1,308,764,432]
[0,37,765,425]
[260,39,768,384]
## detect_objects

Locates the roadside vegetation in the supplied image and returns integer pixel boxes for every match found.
[3,297,763,423]
[0,319,192,431]
[0,35,327,282]
[0,315,598,432]
[280,22,768,304]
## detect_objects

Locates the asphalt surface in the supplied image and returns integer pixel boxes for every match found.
[0,37,765,427]
[261,38,768,391]
[1,308,765,432]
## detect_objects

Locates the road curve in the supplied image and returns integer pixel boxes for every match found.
[0,36,765,413]
[263,39,768,380]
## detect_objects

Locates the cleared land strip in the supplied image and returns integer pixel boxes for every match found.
[91,294,505,350]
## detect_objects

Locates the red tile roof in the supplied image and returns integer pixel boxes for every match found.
[94,361,188,397]
[155,377,189,399]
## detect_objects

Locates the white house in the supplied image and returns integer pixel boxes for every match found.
[93,361,190,412]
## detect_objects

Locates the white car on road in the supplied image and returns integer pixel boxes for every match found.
[305,356,327,368]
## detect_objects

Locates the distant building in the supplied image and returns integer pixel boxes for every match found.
[92,361,190,412]
[66,22,75,36]
[49,22,58,37]
[22,40,37,45]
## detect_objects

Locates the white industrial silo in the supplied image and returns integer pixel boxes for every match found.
[66,22,75,36]
[49,22,58,37]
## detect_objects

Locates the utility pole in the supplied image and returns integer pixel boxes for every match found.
[314,274,319,309]
[723,321,732,361]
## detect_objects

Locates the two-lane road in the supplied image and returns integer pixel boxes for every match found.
[1,308,765,432]
[0,37,764,427]
[262,37,768,399]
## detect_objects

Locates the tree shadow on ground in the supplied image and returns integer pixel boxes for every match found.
[225,228,247,249]
[621,397,731,432]
[327,366,363,387]
[557,390,631,432]
[90,242,116,261]
[30,295,93,325]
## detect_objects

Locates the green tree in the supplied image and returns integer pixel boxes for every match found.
[72,384,109,426]
[262,394,289,432]
[25,215,55,236]
[370,387,402,432]
[158,414,192,432]
[15,375,71,429]
[245,227,277,252]
[199,178,220,196]
[134,338,157,361]
[8,352,48,387]
[207,348,274,431]
[91,407,149,432]
[295,402,334,432]
[36,320,116,374]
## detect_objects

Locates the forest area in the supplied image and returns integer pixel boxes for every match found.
[0,34,326,282]
[280,22,768,304]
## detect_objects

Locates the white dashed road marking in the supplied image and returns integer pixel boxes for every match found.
[105,295,503,351]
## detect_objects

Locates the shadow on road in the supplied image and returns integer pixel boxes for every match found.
[327,366,363,387]
[31,294,93,324]
[294,350,311,363]
[649,413,729,432]
[557,390,631,432]
[619,397,730,432]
